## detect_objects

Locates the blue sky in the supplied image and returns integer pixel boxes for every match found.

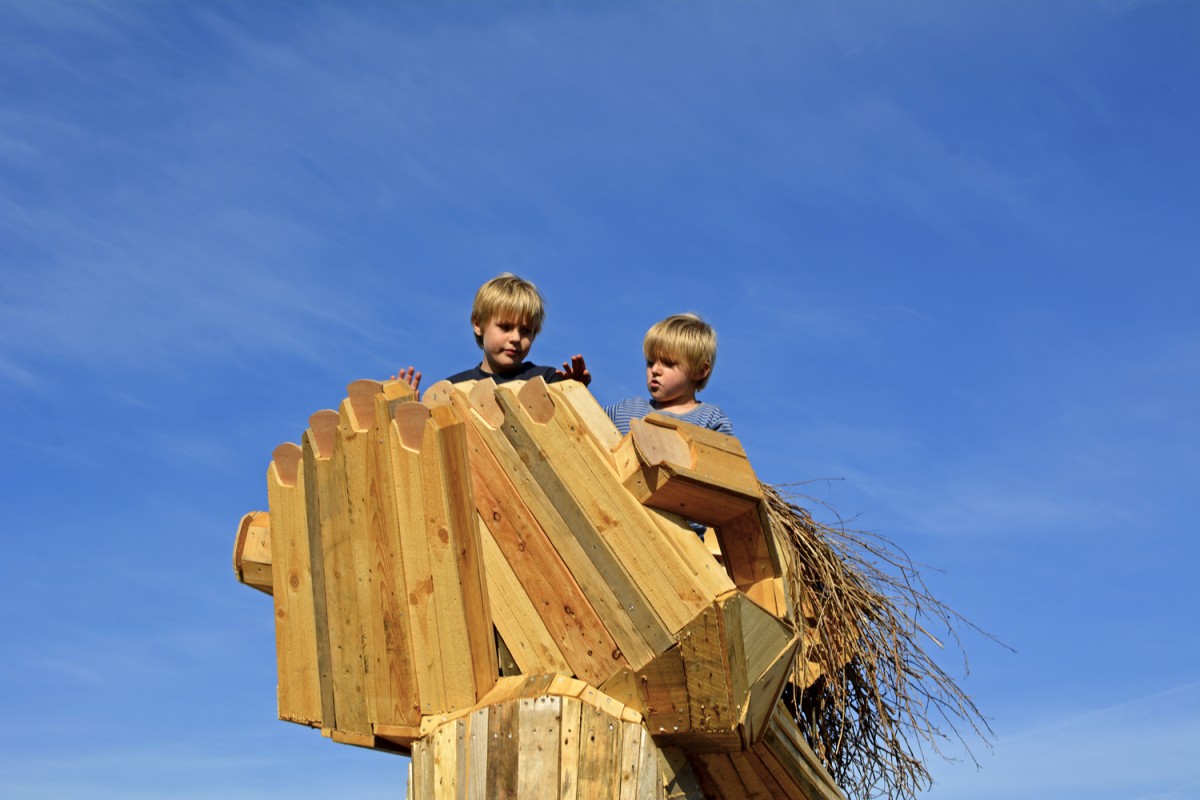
[2,1,1197,798]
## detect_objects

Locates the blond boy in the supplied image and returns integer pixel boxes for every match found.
[604,313,731,435]
[396,273,589,391]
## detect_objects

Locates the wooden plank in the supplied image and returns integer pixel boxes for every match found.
[431,719,458,800]
[746,744,808,800]
[266,443,322,726]
[315,406,372,736]
[546,379,623,456]
[714,508,779,598]
[738,748,800,800]
[430,403,497,699]
[485,694,520,800]
[657,746,705,800]
[517,696,563,800]
[559,696,582,800]
[301,417,338,730]
[232,510,272,594]
[389,402,446,715]
[411,735,434,800]
[459,380,656,669]
[576,702,621,800]
[480,520,572,675]
[617,719,645,800]
[678,603,735,733]
[455,390,623,686]
[727,750,776,799]
[693,753,748,798]
[634,726,658,800]
[496,380,701,640]
[467,706,490,800]
[646,509,736,602]
[525,385,713,628]
[636,644,690,737]
[417,407,477,709]
[362,387,421,726]
[759,709,846,800]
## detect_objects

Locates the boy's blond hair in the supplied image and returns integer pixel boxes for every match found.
[471,273,546,347]
[643,313,717,390]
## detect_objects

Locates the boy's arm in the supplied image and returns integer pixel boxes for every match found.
[391,366,422,392]
[557,354,591,386]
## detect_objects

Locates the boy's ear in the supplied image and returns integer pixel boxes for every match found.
[472,320,483,338]
[694,362,712,382]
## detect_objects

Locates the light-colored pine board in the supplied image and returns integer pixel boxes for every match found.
[431,403,497,699]
[558,696,582,800]
[431,718,458,800]
[301,419,338,730]
[646,509,736,602]
[314,407,372,736]
[417,408,477,709]
[479,521,572,675]
[267,443,322,726]
[460,380,656,669]
[516,696,563,800]
[389,402,447,715]
[546,380,623,456]
[232,510,272,594]
[362,389,422,726]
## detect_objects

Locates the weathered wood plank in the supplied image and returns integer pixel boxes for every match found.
[485,695,520,800]
[559,696,582,800]
[576,702,621,800]
[679,603,735,733]
[516,695,563,800]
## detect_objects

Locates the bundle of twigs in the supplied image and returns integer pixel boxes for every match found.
[764,483,1002,800]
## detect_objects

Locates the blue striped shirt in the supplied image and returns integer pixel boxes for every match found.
[604,397,733,436]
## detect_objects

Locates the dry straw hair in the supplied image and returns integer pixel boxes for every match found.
[471,273,546,347]
[643,313,717,389]
[765,483,1005,800]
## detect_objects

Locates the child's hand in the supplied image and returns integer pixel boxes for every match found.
[558,354,591,386]
[391,366,422,392]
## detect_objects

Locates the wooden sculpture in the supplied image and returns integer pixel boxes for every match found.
[233,376,844,799]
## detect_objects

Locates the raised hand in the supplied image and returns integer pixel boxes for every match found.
[391,366,422,393]
[557,354,591,386]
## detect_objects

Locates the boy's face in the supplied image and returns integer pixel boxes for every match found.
[646,356,708,406]
[474,317,536,374]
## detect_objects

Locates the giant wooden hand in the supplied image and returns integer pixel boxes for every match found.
[233,377,843,800]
